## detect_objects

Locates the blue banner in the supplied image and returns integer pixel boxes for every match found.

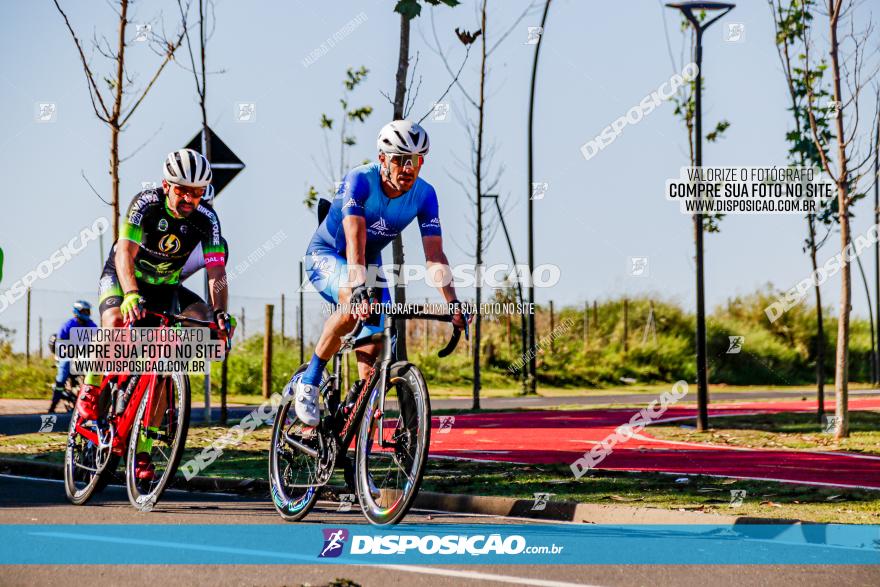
[1,524,878,565]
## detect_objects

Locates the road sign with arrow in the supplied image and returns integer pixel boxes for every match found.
[185,127,245,198]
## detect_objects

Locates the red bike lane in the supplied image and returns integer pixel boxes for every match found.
[429,397,880,490]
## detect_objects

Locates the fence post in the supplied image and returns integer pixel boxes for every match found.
[281,293,286,343]
[26,288,31,365]
[592,300,598,330]
[583,301,588,352]
[38,317,43,359]
[263,304,274,399]
[241,306,246,340]
[549,300,555,352]
[623,298,629,353]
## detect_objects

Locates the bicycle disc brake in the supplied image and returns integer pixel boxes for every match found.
[314,431,338,486]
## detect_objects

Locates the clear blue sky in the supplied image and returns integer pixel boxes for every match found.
[1,0,878,351]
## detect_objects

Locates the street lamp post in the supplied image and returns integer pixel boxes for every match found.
[666,1,734,432]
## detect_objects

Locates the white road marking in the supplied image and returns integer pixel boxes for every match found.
[376,565,603,586]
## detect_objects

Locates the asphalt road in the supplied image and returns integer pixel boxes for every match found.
[1,475,878,586]
[3,388,873,437]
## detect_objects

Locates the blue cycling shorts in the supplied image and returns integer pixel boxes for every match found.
[304,247,391,339]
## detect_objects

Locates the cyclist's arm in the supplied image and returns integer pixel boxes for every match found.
[206,264,228,315]
[342,216,367,288]
[416,186,458,302]
[117,194,149,297]
[422,235,459,304]
[114,239,140,295]
[339,170,370,289]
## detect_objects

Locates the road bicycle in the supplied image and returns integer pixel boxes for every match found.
[269,304,463,525]
[47,374,81,413]
[63,309,228,511]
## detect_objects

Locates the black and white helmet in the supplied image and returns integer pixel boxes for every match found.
[163,148,212,188]
[202,184,215,203]
[377,120,430,156]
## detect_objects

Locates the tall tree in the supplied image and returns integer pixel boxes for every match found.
[769,0,834,421]
[423,1,537,407]
[304,67,374,210]
[390,0,460,361]
[53,0,188,238]
[802,0,878,438]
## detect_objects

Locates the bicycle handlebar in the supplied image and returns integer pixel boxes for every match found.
[342,305,464,358]
[128,309,232,353]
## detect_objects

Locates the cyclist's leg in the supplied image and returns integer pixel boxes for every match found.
[304,251,388,383]
[177,286,212,322]
[75,267,124,418]
[302,250,357,386]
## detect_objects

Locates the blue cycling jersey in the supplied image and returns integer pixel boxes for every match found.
[308,162,442,260]
[58,317,97,340]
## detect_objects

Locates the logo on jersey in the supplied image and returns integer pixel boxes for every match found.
[128,212,143,226]
[342,198,359,209]
[368,217,395,238]
[180,225,187,234]
[421,217,440,230]
[157,218,169,232]
[318,528,348,558]
[158,234,181,254]
[139,259,175,274]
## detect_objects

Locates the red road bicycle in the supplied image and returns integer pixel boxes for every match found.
[63,309,228,511]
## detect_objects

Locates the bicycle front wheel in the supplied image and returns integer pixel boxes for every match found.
[355,361,430,525]
[125,373,190,511]
[269,365,322,522]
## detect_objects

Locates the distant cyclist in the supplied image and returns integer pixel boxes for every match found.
[294,120,469,426]
[48,301,97,413]
[75,148,234,479]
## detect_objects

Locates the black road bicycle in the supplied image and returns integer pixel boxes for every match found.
[269,305,463,525]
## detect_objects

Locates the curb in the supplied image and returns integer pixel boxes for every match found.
[0,457,798,525]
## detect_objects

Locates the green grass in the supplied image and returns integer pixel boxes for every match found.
[4,420,879,524]
[647,410,880,455]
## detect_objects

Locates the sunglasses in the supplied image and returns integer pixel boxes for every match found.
[386,154,424,169]
[170,184,206,200]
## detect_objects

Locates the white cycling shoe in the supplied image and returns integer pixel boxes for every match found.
[293,380,321,427]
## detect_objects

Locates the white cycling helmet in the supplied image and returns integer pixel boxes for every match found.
[201,184,215,203]
[163,148,212,188]
[376,120,430,156]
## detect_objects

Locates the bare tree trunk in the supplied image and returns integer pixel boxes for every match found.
[472,0,488,410]
[807,216,826,421]
[828,3,850,439]
[391,13,410,361]
[110,0,128,238]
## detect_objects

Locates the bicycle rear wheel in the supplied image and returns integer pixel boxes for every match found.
[269,366,323,522]
[355,361,430,525]
[125,373,190,511]
[63,387,119,505]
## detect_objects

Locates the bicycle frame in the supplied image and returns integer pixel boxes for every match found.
[73,310,225,456]
[319,308,459,455]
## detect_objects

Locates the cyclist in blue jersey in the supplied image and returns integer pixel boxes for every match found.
[294,120,469,426]
[48,301,97,413]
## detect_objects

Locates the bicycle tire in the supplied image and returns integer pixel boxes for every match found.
[269,364,320,522]
[355,361,430,525]
[125,373,190,511]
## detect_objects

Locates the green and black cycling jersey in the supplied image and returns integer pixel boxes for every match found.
[98,189,226,314]
[116,188,226,286]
